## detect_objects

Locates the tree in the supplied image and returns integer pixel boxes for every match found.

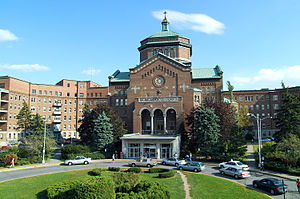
[205,101,236,142]
[238,105,252,131]
[78,104,97,145]
[16,100,32,136]
[93,112,113,151]
[194,107,220,151]
[20,135,56,158]
[30,113,45,136]
[227,81,234,103]
[274,83,300,141]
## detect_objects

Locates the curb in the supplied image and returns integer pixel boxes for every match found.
[250,169,297,181]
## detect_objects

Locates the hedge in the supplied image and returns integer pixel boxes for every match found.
[158,170,176,178]
[46,179,80,199]
[148,168,170,173]
[127,167,141,173]
[61,145,91,160]
[89,168,102,176]
[108,167,120,172]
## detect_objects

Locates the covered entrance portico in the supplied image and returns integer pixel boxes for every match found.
[121,134,180,159]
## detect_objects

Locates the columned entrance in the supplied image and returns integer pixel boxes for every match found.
[161,144,173,159]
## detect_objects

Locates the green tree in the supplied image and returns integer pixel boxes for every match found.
[274,83,300,141]
[194,107,220,151]
[30,113,45,136]
[93,112,113,151]
[238,105,252,130]
[16,100,32,136]
[227,81,234,103]
[78,104,97,145]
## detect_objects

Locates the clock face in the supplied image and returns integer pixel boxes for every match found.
[153,76,165,87]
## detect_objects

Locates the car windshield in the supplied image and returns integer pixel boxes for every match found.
[237,162,243,165]
[273,180,283,186]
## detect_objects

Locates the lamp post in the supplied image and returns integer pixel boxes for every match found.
[248,113,272,170]
[42,119,46,164]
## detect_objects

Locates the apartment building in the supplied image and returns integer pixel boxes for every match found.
[222,86,300,139]
[0,76,108,146]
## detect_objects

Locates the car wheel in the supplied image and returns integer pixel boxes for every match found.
[270,189,275,195]
[147,164,151,168]
[68,162,72,166]
[179,167,183,170]
[234,174,238,179]
[84,161,88,165]
[132,163,136,167]
[175,163,179,167]
[194,168,198,172]
[253,183,258,188]
[221,171,225,175]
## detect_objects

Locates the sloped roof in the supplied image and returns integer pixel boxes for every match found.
[191,66,223,79]
[148,31,182,39]
[109,70,130,82]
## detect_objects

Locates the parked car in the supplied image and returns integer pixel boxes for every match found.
[177,161,205,172]
[64,156,92,166]
[219,161,249,170]
[161,157,186,167]
[253,178,288,195]
[130,158,157,168]
[219,166,251,179]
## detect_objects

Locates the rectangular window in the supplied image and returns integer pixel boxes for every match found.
[267,104,270,109]
[80,93,84,98]
[207,88,210,93]
[43,107,46,112]
[95,93,98,97]
[44,98,47,103]
[59,92,62,96]
[239,96,243,101]
[0,83,5,88]
[39,90,42,95]
[251,96,254,101]
[262,105,265,110]
[273,95,278,101]
[202,88,205,93]
[44,91,47,95]
[125,99,128,105]
[49,99,52,104]
[274,104,279,110]
[69,108,72,113]
[80,84,84,88]
[250,105,254,110]
[32,89,36,94]
[99,92,102,97]
[256,105,259,110]
[87,93,89,97]
[69,100,72,105]
[64,116,66,121]
[212,87,215,93]
[120,99,123,106]
[49,91,52,96]
[256,96,258,101]
[48,107,51,112]
[261,96,264,101]
[31,97,35,102]
[91,93,93,98]
[115,99,119,106]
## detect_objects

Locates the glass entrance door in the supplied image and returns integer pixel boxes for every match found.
[161,144,172,159]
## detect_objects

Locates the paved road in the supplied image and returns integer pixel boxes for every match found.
[0,162,299,199]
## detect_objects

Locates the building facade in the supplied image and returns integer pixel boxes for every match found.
[222,86,300,139]
[0,77,108,146]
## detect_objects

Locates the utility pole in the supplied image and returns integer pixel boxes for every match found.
[42,120,46,164]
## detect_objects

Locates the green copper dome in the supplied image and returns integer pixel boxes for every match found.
[148,30,182,38]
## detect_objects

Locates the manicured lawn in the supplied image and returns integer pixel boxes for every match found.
[0,168,185,199]
[186,172,270,199]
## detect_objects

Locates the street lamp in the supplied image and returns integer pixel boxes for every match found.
[42,119,46,164]
[248,113,272,170]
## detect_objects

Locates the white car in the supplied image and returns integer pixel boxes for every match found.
[161,157,186,167]
[64,156,92,166]
[219,161,249,170]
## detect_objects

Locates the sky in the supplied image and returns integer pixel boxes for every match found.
[0,0,299,90]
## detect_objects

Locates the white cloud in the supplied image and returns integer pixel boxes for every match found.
[0,29,18,42]
[82,68,101,76]
[231,65,300,89]
[152,10,225,34]
[0,64,50,72]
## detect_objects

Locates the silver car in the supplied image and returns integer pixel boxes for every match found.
[64,156,92,166]
[161,157,186,167]
[129,158,157,168]
[219,167,251,179]
[177,161,205,172]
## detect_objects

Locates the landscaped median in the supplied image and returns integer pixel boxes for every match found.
[0,168,271,199]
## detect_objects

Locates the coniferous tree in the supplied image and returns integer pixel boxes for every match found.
[16,100,32,136]
[274,83,300,141]
[93,111,113,151]
[194,107,220,151]
[30,113,45,136]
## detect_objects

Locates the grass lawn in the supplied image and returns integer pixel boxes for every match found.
[186,172,270,199]
[0,168,185,199]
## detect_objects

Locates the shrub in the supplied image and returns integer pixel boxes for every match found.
[1,153,18,166]
[72,176,115,199]
[46,179,80,199]
[61,145,91,160]
[108,167,120,172]
[148,168,169,173]
[16,158,30,166]
[158,170,176,178]
[89,168,102,176]
[127,167,141,173]
[134,180,170,199]
[113,172,141,188]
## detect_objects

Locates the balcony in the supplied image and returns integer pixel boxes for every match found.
[53,109,61,115]
[0,108,8,113]
[53,102,62,106]
[0,117,7,123]
[53,117,61,123]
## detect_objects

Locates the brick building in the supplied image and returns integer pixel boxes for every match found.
[110,16,223,159]
[222,86,300,139]
[0,76,108,146]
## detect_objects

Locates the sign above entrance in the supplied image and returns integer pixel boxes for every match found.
[138,97,179,103]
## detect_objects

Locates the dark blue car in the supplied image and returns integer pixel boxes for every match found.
[253,178,288,195]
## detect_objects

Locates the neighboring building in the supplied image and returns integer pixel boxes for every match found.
[0,76,108,146]
[111,16,223,159]
[222,86,300,139]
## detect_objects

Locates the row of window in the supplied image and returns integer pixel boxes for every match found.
[115,99,128,106]
[10,94,27,101]
[88,100,106,106]
[245,104,279,111]
[87,92,103,98]
[202,87,216,94]
[153,48,175,58]
[115,90,127,96]
[235,95,279,102]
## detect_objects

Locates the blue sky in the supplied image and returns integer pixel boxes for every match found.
[0,0,299,90]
